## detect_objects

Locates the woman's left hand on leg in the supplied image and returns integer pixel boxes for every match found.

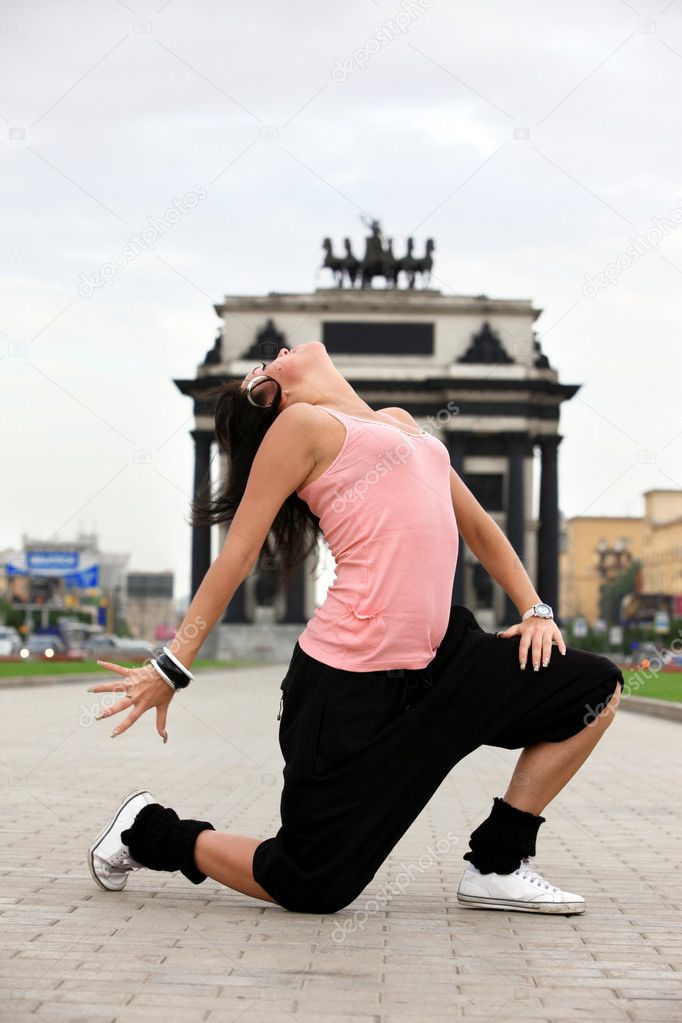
[497,619,567,671]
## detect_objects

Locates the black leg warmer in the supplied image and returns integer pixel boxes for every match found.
[120,803,216,885]
[462,796,546,874]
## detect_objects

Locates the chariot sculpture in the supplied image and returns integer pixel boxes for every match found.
[322,217,435,289]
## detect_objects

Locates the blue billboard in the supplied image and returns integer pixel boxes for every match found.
[5,550,99,587]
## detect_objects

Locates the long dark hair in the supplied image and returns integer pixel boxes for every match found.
[189,375,322,591]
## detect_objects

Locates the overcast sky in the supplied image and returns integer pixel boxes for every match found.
[2,0,681,603]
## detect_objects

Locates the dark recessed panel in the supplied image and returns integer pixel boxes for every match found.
[322,321,434,355]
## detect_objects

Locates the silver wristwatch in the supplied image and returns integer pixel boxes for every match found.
[521,602,554,621]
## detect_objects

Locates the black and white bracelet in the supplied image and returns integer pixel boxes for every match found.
[150,646,194,692]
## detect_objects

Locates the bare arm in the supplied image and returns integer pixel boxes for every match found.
[89,404,319,740]
[167,403,318,669]
[86,403,319,740]
[460,503,539,615]
[451,471,566,665]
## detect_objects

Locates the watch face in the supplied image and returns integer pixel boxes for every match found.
[537,603,552,615]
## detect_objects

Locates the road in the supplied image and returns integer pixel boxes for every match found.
[1,662,681,1022]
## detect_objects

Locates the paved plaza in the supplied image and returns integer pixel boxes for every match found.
[1,662,681,1022]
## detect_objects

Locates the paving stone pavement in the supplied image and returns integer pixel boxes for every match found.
[1,661,681,1023]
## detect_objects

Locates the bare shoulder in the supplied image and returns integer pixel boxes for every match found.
[274,401,349,436]
[253,402,321,470]
[266,403,340,463]
[267,402,320,439]
[377,406,420,430]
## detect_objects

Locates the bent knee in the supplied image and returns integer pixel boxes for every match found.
[598,669,623,725]
[603,682,621,720]
[282,892,356,915]
[609,677,622,710]
[277,880,358,915]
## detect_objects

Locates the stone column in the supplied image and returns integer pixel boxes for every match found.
[281,557,307,624]
[503,433,532,626]
[190,430,212,600]
[215,453,249,624]
[537,434,562,621]
[445,432,468,607]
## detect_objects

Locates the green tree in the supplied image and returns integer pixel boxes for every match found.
[599,558,641,626]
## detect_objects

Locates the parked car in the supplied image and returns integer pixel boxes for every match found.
[0,626,22,656]
[85,634,154,662]
[19,635,68,659]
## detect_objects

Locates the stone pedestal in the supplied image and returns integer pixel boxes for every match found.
[212,622,303,664]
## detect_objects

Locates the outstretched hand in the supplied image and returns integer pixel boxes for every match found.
[496,617,567,671]
[86,660,175,741]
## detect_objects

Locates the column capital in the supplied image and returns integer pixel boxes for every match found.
[535,433,563,450]
[443,430,471,449]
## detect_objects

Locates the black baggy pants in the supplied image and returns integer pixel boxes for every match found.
[252,604,624,914]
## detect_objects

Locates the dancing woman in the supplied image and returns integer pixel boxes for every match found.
[87,341,623,914]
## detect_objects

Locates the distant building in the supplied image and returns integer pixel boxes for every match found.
[641,490,682,601]
[2,532,129,630]
[559,517,644,626]
[126,572,175,641]
[559,490,682,627]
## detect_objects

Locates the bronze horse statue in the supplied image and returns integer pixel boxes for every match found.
[321,221,435,289]
[416,238,435,287]
[343,238,360,286]
[321,238,345,287]
[395,237,435,288]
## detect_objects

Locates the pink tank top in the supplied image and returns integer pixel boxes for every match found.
[295,405,459,671]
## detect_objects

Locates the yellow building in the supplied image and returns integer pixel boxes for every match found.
[641,490,682,599]
[560,516,644,626]
[560,491,682,626]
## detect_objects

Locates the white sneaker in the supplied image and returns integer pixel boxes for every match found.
[88,789,155,891]
[456,856,586,915]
